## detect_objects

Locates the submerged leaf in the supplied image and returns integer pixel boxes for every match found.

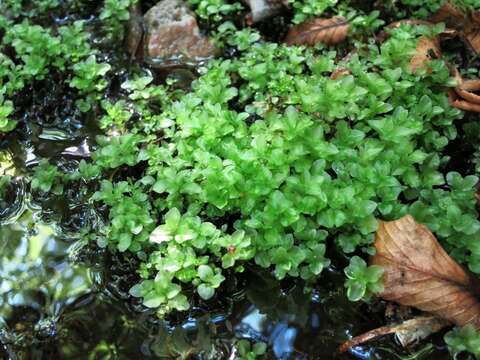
[285,16,349,46]
[371,215,480,329]
[339,316,450,353]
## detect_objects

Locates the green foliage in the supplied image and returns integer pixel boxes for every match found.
[187,0,243,22]
[70,55,111,112]
[289,0,338,24]
[464,121,480,174]
[444,325,480,359]
[216,23,261,51]
[408,172,480,273]
[100,100,133,130]
[0,175,11,198]
[92,134,146,169]
[344,256,384,301]
[31,160,63,194]
[0,15,93,132]
[236,340,267,360]
[121,76,163,101]
[3,21,63,79]
[58,21,93,63]
[129,272,190,315]
[100,0,137,39]
[68,160,102,181]
[0,97,16,132]
[2,20,92,79]
[398,0,445,17]
[92,181,154,252]
[398,0,480,18]
[195,264,225,300]
[2,0,61,18]
[126,208,255,311]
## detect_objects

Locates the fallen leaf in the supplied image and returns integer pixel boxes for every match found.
[465,28,480,53]
[285,16,349,46]
[371,215,480,329]
[410,35,442,73]
[330,68,351,79]
[429,2,467,26]
[430,2,480,53]
[387,19,433,29]
[338,316,450,353]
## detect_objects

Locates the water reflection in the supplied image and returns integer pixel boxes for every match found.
[0,211,92,353]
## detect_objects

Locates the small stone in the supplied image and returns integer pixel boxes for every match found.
[144,0,218,62]
[243,0,283,24]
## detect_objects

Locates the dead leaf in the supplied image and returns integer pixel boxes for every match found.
[330,68,351,79]
[338,316,450,353]
[285,16,349,46]
[430,2,480,53]
[371,215,480,329]
[465,28,480,53]
[410,35,442,73]
[387,19,434,29]
[429,2,467,27]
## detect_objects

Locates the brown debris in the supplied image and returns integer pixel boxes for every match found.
[285,16,349,46]
[430,2,480,53]
[338,316,451,353]
[449,67,480,112]
[371,215,480,330]
[410,35,442,73]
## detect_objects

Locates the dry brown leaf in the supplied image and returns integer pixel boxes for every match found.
[410,36,442,73]
[338,316,450,353]
[430,2,480,53]
[285,16,349,46]
[429,2,467,27]
[465,28,480,53]
[330,68,351,79]
[371,215,480,329]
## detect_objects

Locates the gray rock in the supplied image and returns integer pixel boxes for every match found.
[144,0,218,63]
